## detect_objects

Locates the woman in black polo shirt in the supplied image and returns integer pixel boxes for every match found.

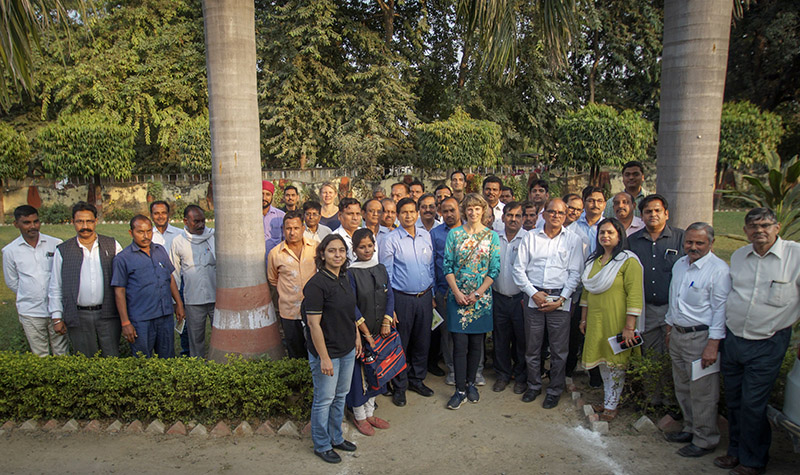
[302,234,362,464]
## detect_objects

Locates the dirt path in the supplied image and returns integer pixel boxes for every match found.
[2,372,798,474]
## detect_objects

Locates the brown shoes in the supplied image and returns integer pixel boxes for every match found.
[728,465,765,475]
[598,409,618,421]
[353,418,374,436]
[366,416,390,429]
[714,455,740,469]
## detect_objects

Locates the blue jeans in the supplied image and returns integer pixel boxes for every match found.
[309,348,355,452]
[129,315,174,358]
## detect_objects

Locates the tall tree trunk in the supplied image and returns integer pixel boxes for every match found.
[656,0,732,228]
[377,0,395,45]
[588,30,599,104]
[203,0,283,361]
[458,41,472,89]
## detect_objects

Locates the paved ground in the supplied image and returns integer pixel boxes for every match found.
[1,370,798,474]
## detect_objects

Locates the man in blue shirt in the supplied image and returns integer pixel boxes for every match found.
[112,215,185,358]
[379,197,436,406]
[430,196,461,384]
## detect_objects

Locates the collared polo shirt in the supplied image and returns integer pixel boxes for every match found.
[2,233,62,317]
[665,252,731,340]
[111,243,175,321]
[625,216,645,236]
[604,187,648,218]
[628,225,684,306]
[379,225,435,294]
[493,228,527,297]
[267,238,318,320]
[302,268,357,358]
[512,226,583,299]
[726,238,800,340]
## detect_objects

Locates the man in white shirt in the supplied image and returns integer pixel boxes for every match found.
[482,175,505,230]
[491,202,528,394]
[303,201,332,243]
[612,192,645,236]
[170,205,216,358]
[331,197,362,262]
[714,208,800,474]
[664,223,730,458]
[2,205,66,356]
[512,199,583,409]
[149,200,181,250]
[49,202,123,357]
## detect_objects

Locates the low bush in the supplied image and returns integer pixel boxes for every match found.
[0,352,312,423]
[38,203,72,224]
[103,208,137,222]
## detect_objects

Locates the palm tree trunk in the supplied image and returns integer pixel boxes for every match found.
[656,0,732,228]
[202,0,283,361]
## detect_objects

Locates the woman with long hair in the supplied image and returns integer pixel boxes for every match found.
[579,218,644,421]
[443,193,501,409]
[346,228,393,435]
[302,234,362,463]
[319,182,340,231]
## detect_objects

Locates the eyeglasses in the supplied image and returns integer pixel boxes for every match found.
[584,199,605,205]
[545,210,566,217]
[567,206,583,213]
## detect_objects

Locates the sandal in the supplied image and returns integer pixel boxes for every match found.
[366,416,390,429]
[353,418,375,436]
[598,409,618,421]
[590,403,605,413]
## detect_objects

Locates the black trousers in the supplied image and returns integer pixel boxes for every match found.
[391,290,433,391]
[453,332,484,392]
[281,318,307,359]
[492,292,526,383]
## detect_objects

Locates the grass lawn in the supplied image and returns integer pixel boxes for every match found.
[0,221,214,353]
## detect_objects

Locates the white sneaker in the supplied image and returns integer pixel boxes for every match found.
[445,373,455,385]
[475,374,486,386]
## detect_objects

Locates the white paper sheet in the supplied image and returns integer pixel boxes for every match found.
[691,354,721,381]
[431,308,444,330]
[527,295,572,312]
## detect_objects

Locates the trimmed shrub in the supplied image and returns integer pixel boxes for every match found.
[415,107,503,169]
[38,203,72,224]
[0,351,312,423]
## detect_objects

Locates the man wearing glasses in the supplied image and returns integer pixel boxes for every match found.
[714,208,800,475]
[512,199,583,409]
[571,187,606,255]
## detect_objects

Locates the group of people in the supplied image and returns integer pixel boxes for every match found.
[2,201,216,360]
[2,162,797,475]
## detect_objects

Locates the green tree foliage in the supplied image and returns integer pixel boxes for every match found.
[37,110,135,180]
[727,150,800,240]
[257,0,416,169]
[0,122,30,179]
[415,107,502,168]
[568,0,663,116]
[554,103,654,182]
[172,114,210,174]
[36,0,207,149]
[719,101,784,171]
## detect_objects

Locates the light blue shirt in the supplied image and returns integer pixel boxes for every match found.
[379,226,435,293]
[571,213,602,256]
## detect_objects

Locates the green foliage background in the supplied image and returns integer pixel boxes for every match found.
[719,101,784,170]
[415,107,503,169]
[0,122,30,179]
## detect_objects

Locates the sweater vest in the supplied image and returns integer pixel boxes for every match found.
[57,235,118,327]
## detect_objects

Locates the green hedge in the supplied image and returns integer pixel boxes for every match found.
[0,352,312,423]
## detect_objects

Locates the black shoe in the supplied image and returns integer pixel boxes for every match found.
[332,440,357,452]
[522,389,540,403]
[427,364,445,377]
[513,381,527,394]
[677,443,713,458]
[392,391,406,407]
[408,382,434,397]
[466,384,480,403]
[315,449,341,464]
[492,379,509,392]
[542,394,560,409]
[447,390,467,410]
[664,431,693,443]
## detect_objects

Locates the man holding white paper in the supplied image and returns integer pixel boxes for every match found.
[512,198,583,408]
[664,223,730,458]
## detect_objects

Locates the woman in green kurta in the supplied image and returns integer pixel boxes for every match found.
[579,218,643,421]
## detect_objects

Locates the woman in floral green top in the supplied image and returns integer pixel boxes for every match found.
[443,193,501,409]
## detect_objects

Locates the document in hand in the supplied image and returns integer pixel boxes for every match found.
[431,308,444,330]
[691,354,721,381]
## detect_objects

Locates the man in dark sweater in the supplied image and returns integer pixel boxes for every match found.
[48,202,123,357]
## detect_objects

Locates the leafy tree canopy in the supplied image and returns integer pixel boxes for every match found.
[718,101,784,170]
[415,107,502,169]
[0,122,31,179]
